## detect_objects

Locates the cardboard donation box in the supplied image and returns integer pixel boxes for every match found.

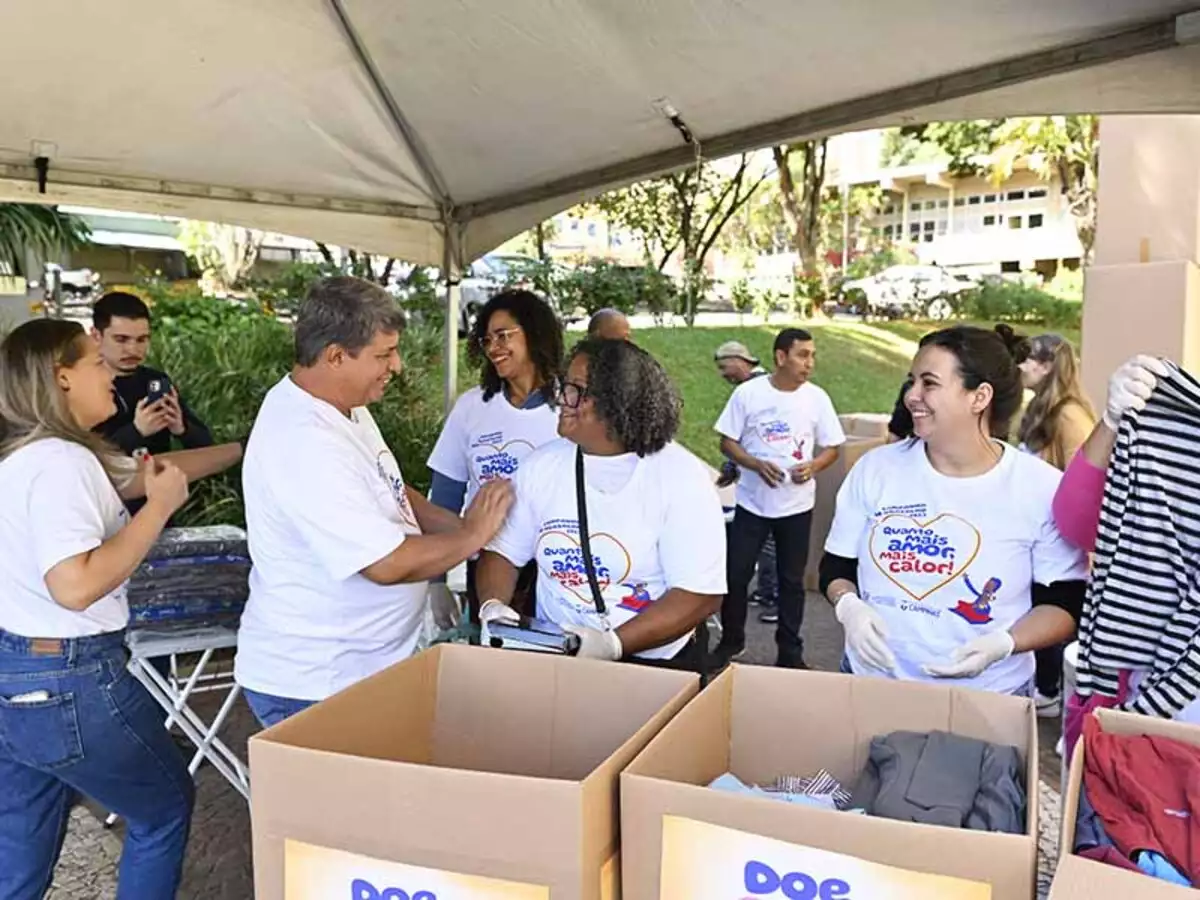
[1053,709,1200,899]
[838,413,891,440]
[622,666,1039,900]
[804,435,885,591]
[250,644,698,900]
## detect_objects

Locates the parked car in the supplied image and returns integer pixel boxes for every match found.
[842,265,977,320]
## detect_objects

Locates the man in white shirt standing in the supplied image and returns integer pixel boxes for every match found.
[714,328,846,668]
[236,277,513,727]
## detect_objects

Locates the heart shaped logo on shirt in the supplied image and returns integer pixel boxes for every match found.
[535,529,632,606]
[868,514,981,601]
[472,438,538,483]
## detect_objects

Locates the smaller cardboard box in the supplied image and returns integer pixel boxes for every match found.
[838,412,892,440]
[1055,708,1199,898]
[250,644,698,900]
[622,666,1039,900]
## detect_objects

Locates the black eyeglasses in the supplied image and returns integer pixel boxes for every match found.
[556,380,589,409]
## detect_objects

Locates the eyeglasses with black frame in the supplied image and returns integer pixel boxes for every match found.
[556,380,589,409]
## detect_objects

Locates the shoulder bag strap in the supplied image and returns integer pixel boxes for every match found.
[575,446,607,617]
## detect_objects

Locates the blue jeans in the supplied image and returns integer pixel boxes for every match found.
[243,687,315,728]
[0,629,194,900]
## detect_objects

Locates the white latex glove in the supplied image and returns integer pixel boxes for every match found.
[479,599,520,627]
[564,624,623,661]
[922,631,1015,679]
[834,593,897,674]
[1103,355,1170,431]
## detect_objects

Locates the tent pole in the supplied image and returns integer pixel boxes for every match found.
[443,232,461,413]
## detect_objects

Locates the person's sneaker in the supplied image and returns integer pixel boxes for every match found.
[1035,690,1061,719]
[758,608,779,624]
[1055,735,1065,758]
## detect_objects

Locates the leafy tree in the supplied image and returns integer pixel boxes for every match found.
[592,153,769,325]
[895,116,1098,261]
[0,204,90,276]
[179,221,264,293]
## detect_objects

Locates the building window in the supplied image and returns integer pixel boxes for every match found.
[923,201,936,210]
[923,221,935,232]
[984,193,997,204]
[968,195,982,206]
[953,197,966,207]
[570,219,580,231]
[983,215,996,226]
[587,222,597,237]
[884,204,896,215]
[938,199,949,209]
[1028,188,1048,199]
[909,223,920,237]
[910,203,921,212]
[937,222,948,235]
[1006,190,1025,201]
[1029,213,1044,228]
[883,225,894,238]
[923,233,934,243]
[1008,216,1023,229]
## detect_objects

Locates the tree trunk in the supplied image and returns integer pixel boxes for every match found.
[774,139,829,309]
[535,223,547,262]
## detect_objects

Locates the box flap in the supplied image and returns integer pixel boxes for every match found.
[624,667,732,783]
[1049,854,1194,899]
[1096,708,1200,747]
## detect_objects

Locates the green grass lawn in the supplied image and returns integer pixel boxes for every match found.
[637,322,920,468]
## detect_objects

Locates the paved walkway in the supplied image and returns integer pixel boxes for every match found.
[50,597,1064,898]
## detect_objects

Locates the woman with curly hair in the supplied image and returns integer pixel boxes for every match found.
[427,289,564,615]
[475,339,726,669]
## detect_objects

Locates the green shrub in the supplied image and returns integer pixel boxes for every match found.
[956,280,1081,330]
[148,293,445,527]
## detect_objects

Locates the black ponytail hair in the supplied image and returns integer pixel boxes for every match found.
[918,323,1028,439]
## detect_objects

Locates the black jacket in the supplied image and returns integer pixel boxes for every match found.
[95,365,213,456]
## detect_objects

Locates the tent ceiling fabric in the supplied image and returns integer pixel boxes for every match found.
[1,1,1199,266]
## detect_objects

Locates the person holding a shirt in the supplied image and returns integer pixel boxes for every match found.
[0,319,241,900]
[427,289,563,618]
[714,328,846,669]
[475,338,726,670]
[235,277,513,727]
[820,324,1089,696]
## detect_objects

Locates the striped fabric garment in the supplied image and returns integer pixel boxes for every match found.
[1075,361,1200,719]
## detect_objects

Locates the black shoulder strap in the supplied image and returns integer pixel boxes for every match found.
[575,447,607,616]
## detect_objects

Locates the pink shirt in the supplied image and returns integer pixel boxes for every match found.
[1052,450,1107,553]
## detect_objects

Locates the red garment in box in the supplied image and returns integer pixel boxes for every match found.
[1083,715,1200,882]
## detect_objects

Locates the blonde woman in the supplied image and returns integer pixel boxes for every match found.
[0,319,241,899]
[1016,332,1096,720]
[1017,333,1096,470]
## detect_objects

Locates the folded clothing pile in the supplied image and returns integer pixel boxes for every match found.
[127,526,250,626]
[1072,716,1199,888]
[849,730,1026,834]
[709,769,862,813]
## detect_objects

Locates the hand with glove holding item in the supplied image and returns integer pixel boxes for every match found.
[563,623,623,661]
[835,592,897,675]
[1103,354,1169,431]
[922,630,1014,679]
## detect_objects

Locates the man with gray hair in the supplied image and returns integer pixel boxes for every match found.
[235,276,513,727]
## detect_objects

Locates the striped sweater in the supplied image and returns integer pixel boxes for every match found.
[1075,361,1200,718]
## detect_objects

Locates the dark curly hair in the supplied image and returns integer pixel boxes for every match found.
[468,289,564,403]
[571,338,681,456]
[918,323,1029,439]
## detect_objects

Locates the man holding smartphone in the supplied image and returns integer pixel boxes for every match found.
[92,291,214,460]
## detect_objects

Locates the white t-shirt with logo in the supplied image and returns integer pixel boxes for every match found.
[825,440,1088,695]
[236,376,427,701]
[715,376,846,519]
[488,439,727,660]
[0,439,131,638]
[426,386,560,509]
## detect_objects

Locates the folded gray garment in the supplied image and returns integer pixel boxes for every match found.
[850,730,1025,834]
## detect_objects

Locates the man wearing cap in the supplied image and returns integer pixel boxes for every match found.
[713,341,779,622]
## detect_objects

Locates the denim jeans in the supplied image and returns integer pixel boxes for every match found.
[243,687,316,728]
[0,629,194,900]
[755,536,778,602]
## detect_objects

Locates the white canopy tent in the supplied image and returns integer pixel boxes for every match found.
[3,1,1200,403]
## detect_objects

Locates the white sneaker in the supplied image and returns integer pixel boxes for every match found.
[1055,736,1064,758]
[1035,690,1061,719]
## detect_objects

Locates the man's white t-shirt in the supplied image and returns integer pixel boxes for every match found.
[488,439,727,660]
[236,376,427,701]
[0,439,131,638]
[715,376,846,519]
[825,440,1088,694]
[426,386,559,509]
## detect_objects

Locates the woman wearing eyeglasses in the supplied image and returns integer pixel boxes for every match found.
[475,339,727,669]
[427,289,564,618]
